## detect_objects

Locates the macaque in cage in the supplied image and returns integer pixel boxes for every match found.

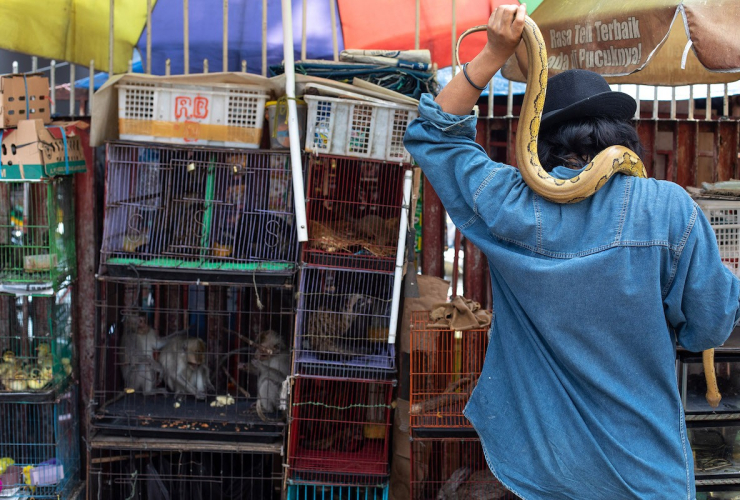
[250,330,290,420]
[159,334,214,400]
[119,315,167,394]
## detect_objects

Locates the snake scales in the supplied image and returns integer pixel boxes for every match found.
[456,16,721,408]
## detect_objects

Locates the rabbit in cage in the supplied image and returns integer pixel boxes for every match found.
[436,467,510,500]
[306,293,376,357]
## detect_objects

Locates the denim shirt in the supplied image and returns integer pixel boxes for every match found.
[404,94,740,500]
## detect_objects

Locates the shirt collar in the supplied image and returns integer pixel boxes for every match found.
[550,165,586,180]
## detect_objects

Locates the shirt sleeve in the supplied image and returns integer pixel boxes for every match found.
[403,94,516,233]
[664,205,740,352]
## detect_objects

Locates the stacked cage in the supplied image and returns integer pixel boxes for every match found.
[90,81,301,497]
[680,198,740,495]
[408,311,516,499]
[287,96,417,497]
[0,116,85,495]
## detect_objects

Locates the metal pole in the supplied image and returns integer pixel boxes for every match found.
[670,87,676,120]
[242,60,247,72]
[415,0,420,50]
[69,64,76,117]
[506,81,513,118]
[128,59,133,73]
[262,0,268,75]
[31,57,37,72]
[451,0,457,76]
[488,80,494,118]
[301,0,307,61]
[50,60,56,115]
[11,62,18,74]
[109,0,114,76]
[281,0,309,242]
[89,60,94,115]
[184,0,190,74]
[653,86,658,120]
[203,59,209,73]
[330,0,338,61]
[688,85,694,120]
[388,169,413,344]
[724,83,729,117]
[147,0,152,74]
[223,0,228,72]
[706,84,711,120]
[634,85,640,120]
[165,58,171,76]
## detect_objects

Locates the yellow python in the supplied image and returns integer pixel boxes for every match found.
[456,16,721,408]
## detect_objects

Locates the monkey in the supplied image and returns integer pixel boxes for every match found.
[120,315,167,394]
[159,334,213,400]
[250,330,291,421]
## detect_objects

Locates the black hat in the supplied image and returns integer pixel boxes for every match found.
[540,69,636,132]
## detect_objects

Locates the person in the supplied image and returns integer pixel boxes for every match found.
[403,4,740,500]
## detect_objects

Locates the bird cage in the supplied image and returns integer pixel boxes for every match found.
[0,285,74,396]
[0,383,80,499]
[303,155,411,273]
[0,177,76,289]
[92,276,294,441]
[409,311,488,429]
[100,142,304,280]
[410,434,517,500]
[293,267,396,380]
[287,377,393,486]
[286,482,389,500]
[87,437,283,499]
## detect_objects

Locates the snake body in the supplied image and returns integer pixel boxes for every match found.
[456,16,720,407]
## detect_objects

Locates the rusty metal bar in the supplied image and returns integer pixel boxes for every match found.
[676,121,697,187]
[463,239,487,304]
[636,120,656,178]
[452,230,461,297]
[717,121,739,181]
[421,177,446,278]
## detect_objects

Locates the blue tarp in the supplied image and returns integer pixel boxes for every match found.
[137,0,344,76]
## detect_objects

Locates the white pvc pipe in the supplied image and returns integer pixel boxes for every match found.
[388,169,413,345]
[330,0,338,61]
[262,0,268,76]
[281,0,309,243]
[50,61,56,114]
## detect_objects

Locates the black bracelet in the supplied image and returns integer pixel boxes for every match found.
[462,62,487,91]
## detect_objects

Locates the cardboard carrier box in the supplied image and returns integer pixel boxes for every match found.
[0,74,51,129]
[0,119,87,180]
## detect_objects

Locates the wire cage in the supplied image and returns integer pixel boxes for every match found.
[87,437,283,500]
[0,383,80,499]
[410,434,518,500]
[286,482,389,500]
[303,155,410,273]
[409,311,488,428]
[100,142,304,281]
[0,177,76,289]
[93,277,294,441]
[287,377,393,486]
[695,199,740,278]
[0,285,74,398]
[293,267,396,380]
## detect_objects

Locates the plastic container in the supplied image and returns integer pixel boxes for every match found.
[304,95,417,163]
[117,81,270,148]
[266,98,307,149]
[695,199,740,278]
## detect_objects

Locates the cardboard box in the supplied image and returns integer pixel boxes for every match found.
[0,74,51,129]
[0,119,87,180]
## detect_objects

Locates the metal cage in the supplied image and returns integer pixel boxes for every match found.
[0,178,76,289]
[0,383,80,499]
[87,437,283,500]
[287,377,393,486]
[0,285,74,397]
[100,142,304,280]
[410,434,518,500]
[286,482,390,500]
[303,155,410,273]
[293,267,396,380]
[93,277,294,441]
[409,311,488,428]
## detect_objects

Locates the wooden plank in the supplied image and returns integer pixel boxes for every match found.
[421,177,446,278]
[636,120,656,178]
[676,121,698,188]
[717,121,739,181]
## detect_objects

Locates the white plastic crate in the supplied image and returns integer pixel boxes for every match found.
[117,81,270,148]
[304,95,418,163]
[696,198,740,278]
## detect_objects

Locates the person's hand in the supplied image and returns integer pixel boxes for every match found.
[486,4,526,59]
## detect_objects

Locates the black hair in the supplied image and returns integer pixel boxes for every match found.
[537,117,644,172]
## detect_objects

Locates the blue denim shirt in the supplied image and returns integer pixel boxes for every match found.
[404,94,740,500]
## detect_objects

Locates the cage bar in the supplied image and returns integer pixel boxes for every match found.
[87,437,283,499]
[303,155,411,273]
[294,267,396,380]
[287,377,393,485]
[693,199,740,278]
[410,434,518,500]
[409,311,487,428]
[0,178,76,289]
[0,383,80,499]
[92,277,294,440]
[100,142,304,280]
[286,482,389,500]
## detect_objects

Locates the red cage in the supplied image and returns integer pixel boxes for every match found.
[409,311,488,428]
[287,377,393,485]
[410,434,518,500]
[303,155,411,273]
